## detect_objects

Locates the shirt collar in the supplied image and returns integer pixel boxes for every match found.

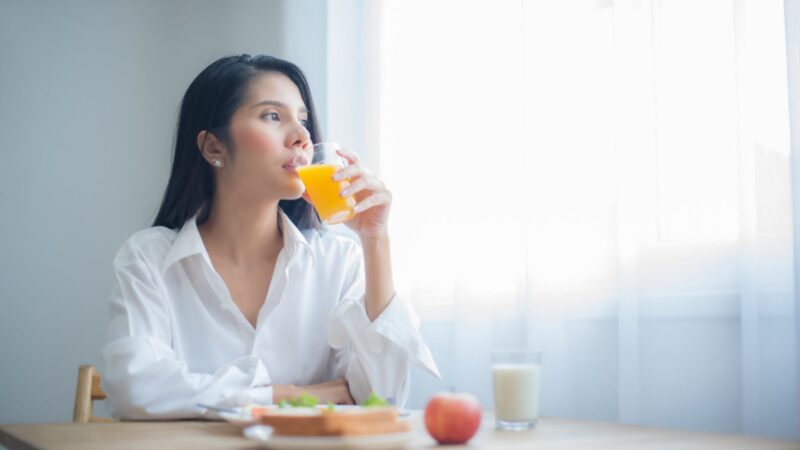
[160,209,315,275]
[161,213,208,275]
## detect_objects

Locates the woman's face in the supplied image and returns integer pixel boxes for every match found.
[222,71,312,201]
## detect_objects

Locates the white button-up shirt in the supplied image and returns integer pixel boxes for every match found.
[101,210,440,419]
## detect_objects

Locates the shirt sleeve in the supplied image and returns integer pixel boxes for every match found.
[327,241,441,407]
[101,243,273,420]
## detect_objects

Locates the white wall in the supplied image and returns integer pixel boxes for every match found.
[0,0,329,424]
[325,0,380,169]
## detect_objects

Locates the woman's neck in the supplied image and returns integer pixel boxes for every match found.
[198,193,283,267]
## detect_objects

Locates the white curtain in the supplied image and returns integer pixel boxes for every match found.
[368,0,798,438]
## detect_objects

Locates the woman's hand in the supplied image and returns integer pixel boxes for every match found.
[333,149,392,239]
[272,379,355,405]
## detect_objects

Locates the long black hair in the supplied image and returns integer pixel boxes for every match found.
[152,54,322,230]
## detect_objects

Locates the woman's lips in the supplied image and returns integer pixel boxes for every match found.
[283,157,308,175]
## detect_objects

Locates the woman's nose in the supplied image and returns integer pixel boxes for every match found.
[288,120,311,150]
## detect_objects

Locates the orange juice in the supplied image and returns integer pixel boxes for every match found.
[297,164,355,224]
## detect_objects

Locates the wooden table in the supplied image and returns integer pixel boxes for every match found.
[1,413,797,449]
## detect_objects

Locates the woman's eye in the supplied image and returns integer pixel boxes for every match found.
[299,119,309,128]
[263,112,280,121]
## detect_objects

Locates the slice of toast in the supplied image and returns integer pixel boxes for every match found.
[258,407,411,436]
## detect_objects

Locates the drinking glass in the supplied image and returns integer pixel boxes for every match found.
[296,142,356,224]
[491,349,542,430]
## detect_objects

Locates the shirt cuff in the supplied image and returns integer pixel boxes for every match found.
[329,294,441,379]
[236,385,274,406]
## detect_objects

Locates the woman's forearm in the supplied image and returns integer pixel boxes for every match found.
[361,231,395,322]
[274,379,355,405]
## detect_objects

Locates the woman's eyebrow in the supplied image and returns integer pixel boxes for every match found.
[252,100,308,113]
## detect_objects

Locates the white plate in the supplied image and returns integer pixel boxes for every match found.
[243,425,414,449]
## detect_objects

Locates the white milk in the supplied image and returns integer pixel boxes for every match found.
[492,363,541,422]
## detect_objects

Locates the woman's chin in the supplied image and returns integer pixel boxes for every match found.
[282,185,306,200]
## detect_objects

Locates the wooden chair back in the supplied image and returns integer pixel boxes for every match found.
[73,364,113,423]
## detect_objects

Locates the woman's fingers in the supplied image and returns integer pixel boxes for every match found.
[333,163,363,181]
[336,148,360,165]
[353,191,392,213]
[341,176,383,198]
[327,379,354,405]
[338,379,355,405]
[341,392,355,405]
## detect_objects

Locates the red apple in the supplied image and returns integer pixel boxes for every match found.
[424,392,482,444]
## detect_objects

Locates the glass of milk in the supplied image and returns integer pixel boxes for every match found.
[491,349,542,430]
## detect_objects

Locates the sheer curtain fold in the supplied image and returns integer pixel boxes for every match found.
[333,0,798,438]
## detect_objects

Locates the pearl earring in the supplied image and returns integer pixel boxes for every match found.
[213,159,222,167]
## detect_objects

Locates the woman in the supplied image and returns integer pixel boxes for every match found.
[102,54,440,419]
